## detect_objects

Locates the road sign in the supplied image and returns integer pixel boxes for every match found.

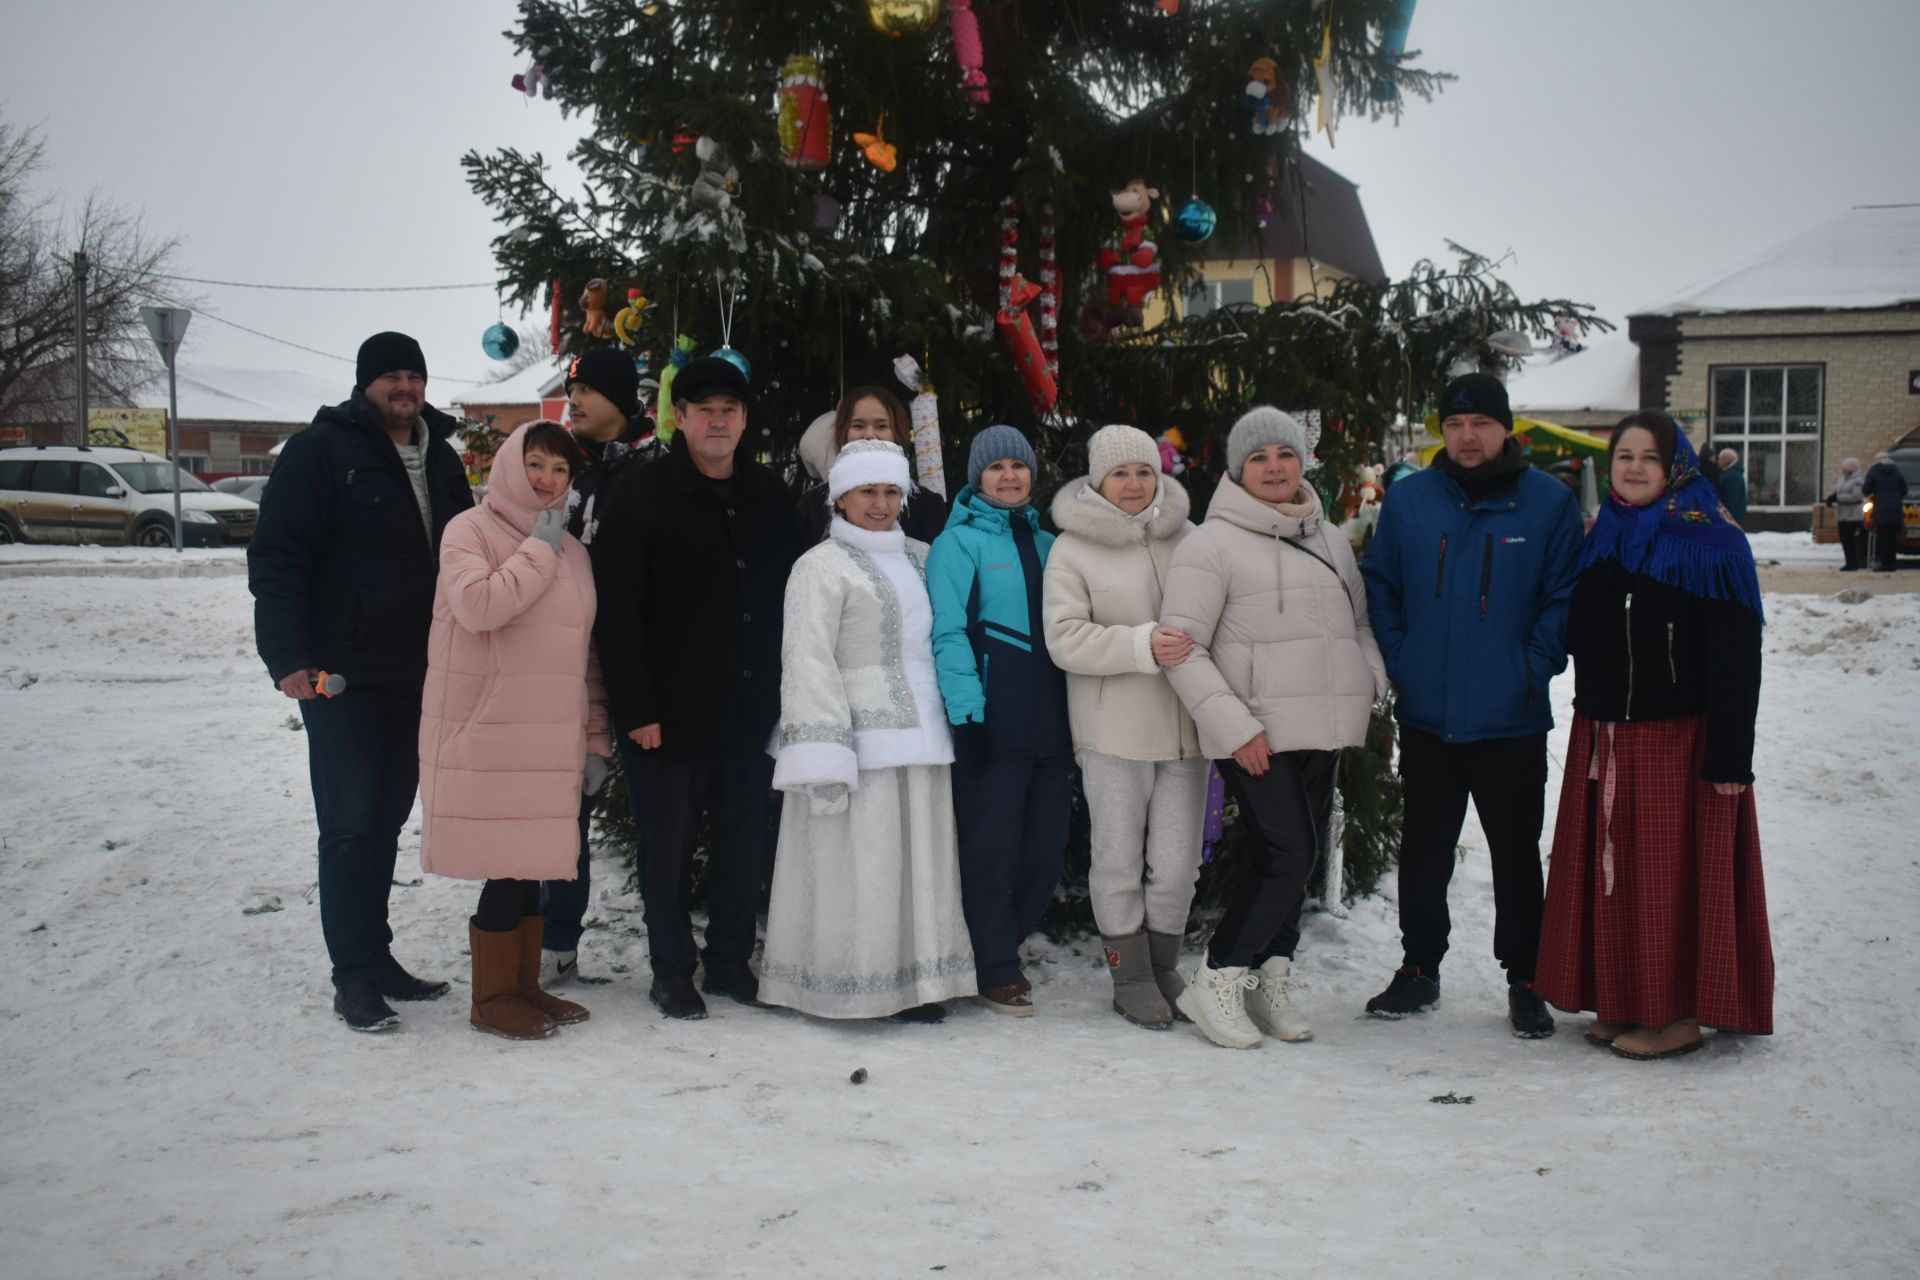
[139,306,192,366]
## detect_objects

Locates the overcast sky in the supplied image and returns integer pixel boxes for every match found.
[3,0,1915,398]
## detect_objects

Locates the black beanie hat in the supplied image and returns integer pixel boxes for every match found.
[671,355,753,409]
[356,331,427,391]
[566,347,641,419]
[1438,372,1513,433]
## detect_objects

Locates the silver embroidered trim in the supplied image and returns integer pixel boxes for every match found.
[778,721,853,749]
[759,951,976,997]
[837,544,920,731]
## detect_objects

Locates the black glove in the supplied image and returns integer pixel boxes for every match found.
[950,722,990,775]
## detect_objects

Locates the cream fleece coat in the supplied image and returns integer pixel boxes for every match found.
[418,425,610,881]
[1042,475,1201,762]
[1159,475,1387,759]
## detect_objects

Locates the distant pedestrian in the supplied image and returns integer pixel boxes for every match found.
[1829,458,1867,572]
[1715,447,1748,527]
[1862,451,1909,573]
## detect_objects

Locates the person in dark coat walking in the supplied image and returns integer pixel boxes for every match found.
[589,356,806,1020]
[1862,451,1910,573]
[1714,448,1749,527]
[248,331,475,1032]
[1358,373,1584,1039]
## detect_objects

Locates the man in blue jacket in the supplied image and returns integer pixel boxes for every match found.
[1359,373,1582,1038]
[249,332,474,1032]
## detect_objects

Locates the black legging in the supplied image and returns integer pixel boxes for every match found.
[1873,524,1903,572]
[475,878,541,933]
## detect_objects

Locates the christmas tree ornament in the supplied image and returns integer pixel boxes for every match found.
[690,137,739,213]
[1173,196,1217,244]
[996,199,1057,413]
[510,59,552,99]
[1156,0,1181,13]
[865,0,942,38]
[481,322,520,361]
[711,345,752,379]
[777,55,832,170]
[549,280,563,354]
[1374,0,1417,103]
[1246,57,1291,135]
[655,335,698,440]
[893,354,947,498]
[1313,12,1338,146]
[613,288,650,347]
[1157,428,1188,476]
[1094,178,1161,329]
[1037,209,1060,382]
[948,1,989,104]
[579,279,614,339]
[853,113,898,173]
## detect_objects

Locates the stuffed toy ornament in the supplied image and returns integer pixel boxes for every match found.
[511,59,553,99]
[1094,178,1160,328]
[613,289,650,347]
[1157,428,1188,476]
[690,137,739,213]
[1245,57,1290,135]
[579,280,614,339]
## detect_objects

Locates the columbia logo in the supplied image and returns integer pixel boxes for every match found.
[1502,536,1527,544]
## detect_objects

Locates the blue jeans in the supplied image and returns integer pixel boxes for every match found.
[299,685,421,986]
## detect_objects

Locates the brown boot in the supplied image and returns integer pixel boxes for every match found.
[516,917,589,1025]
[1584,1019,1635,1047]
[1148,931,1191,1022]
[1610,1018,1703,1060]
[469,920,557,1040]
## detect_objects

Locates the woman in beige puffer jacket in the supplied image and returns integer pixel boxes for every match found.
[1043,425,1205,1030]
[1159,408,1387,1049]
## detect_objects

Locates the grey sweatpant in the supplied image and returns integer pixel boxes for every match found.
[1078,750,1209,937]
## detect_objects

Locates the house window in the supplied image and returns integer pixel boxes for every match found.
[238,455,275,474]
[1709,364,1822,509]
[1183,277,1256,318]
[175,453,210,475]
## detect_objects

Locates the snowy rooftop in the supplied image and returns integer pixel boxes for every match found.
[132,363,350,425]
[1633,203,1920,316]
[1505,331,1640,413]
[455,360,566,408]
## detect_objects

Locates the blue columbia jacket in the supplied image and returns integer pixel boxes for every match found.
[1360,462,1583,743]
[926,486,1071,756]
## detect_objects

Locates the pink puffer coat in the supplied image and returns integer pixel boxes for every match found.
[418,423,610,881]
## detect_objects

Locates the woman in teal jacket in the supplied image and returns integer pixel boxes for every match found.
[927,425,1072,1016]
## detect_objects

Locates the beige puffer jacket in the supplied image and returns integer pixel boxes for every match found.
[1160,475,1387,759]
[1042,475,1201,762]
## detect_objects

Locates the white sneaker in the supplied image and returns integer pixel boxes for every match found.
[1174,953,1262,1049]
[1246,957,1314,1042]
[539,949,578,987]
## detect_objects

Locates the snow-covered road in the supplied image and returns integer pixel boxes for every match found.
[1,557,1916,1277]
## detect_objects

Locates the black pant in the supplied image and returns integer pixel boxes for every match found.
[625,745,774,981]
[1838,520,1865,570]
[539,795,595,952]
[1872,524,1903,571]
[476,878,541,932]
[299,684,421,986]
[1395,727,1548,982]
[952,752,1072,989]
[1211,751,1338,968]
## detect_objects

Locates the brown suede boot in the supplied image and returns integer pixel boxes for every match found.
[469,920,557,1040]
[516,918,589,1025]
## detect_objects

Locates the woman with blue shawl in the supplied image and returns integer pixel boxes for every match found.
[1534,412,1773,1059]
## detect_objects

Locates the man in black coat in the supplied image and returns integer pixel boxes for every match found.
[248,332,474,1032]
[1863,451,1910,573]
[590,356,805,1019]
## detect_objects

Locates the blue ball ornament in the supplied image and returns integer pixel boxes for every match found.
[481,322,520,361]
[1174,197,1217,245]
[711,345,752,381]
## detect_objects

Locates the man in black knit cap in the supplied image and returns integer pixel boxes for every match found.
[249,332,473,1032]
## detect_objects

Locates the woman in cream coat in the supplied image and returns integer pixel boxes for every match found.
[1160,408,1387,1049]
[1043,425,1205,1029]
[762,440,978,1022]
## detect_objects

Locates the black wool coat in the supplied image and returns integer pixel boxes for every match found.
[1565,558,1763,784]
[1861,461,1909,528]
[248,394,473,688]
[590,432,805,755]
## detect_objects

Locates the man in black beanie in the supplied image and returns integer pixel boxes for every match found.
[1358,370,1584,1039]
[249,331,473,1031]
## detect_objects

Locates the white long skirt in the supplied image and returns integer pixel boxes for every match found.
[759,763,978,1019]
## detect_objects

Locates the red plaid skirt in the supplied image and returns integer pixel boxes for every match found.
[1533,713,1774,1033]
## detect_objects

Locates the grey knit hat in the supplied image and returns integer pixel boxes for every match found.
[1226,407,1309,481]
[1086,424,1160,485]
[967,424,1038,492]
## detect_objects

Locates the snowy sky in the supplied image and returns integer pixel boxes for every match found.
[3,0,1915,396]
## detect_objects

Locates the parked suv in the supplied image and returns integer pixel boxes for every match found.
[0,446,259,547]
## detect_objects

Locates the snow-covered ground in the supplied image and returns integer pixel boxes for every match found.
[1,560,1917,1277]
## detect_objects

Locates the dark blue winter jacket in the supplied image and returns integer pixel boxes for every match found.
[927,486,1071,757]
[1360,458,1583,743]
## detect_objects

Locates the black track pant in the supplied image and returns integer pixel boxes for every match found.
[1209,750,1338,968]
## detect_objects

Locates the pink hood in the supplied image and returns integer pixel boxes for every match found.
[484,422,572,537]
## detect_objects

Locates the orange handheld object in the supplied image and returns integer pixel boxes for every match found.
[316,671,347,698]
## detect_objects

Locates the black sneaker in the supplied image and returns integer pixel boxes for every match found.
[701,965,763,1007]
[649,974,709,1020]
[333,977,400,1032]
[377,954,450,1002]
[1365,966,1441,1018]
[1508,983,1556,1039]
[891,1002,948,1024]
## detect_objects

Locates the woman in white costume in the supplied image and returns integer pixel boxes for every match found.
[761,439,978,1022]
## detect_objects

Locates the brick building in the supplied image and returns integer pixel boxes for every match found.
[1628,204,1920,532]
[452,362,567,434]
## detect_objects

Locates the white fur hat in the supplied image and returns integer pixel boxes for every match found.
[828,438,914,505]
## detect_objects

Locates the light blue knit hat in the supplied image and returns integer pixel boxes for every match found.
[967,424,1038,492]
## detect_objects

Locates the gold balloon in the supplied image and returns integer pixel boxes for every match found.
[866,0,942,38]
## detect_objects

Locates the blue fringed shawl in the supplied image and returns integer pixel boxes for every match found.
[1578,430,1765,622]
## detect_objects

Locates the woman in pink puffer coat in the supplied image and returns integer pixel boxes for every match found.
[419,420,611,1040]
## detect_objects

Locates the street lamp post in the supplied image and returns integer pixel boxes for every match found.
[138,306,192,553]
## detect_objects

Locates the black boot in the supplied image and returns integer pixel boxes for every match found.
[701,963,762,1007]
[891,1002,948,1024]
[1508,982,1556,1039]
[649,973,709,1020]
[378,954,450,1002]
[333,976,399,1032]
[1365,965,1441,1018]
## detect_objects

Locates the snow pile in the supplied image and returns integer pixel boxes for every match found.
[132,362,347,425]
[1505,331,1639,414]
[0,562,1916,1276]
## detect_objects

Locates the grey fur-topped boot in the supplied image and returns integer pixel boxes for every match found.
[1147,931,1190,1022]
[1104,932,1172,1028]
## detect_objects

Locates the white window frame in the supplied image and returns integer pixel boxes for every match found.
[1708,363,1824,510]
